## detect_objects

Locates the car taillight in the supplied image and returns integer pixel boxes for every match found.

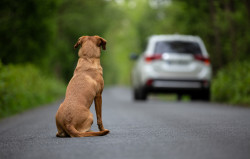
[202,80,210,87]
[145,54,162,62]
[194,54,210,65]
[146,79,153,86]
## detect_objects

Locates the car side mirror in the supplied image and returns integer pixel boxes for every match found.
[130,53,139,60]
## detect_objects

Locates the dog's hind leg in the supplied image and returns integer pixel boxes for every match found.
[56,131,69,137]
[56,125,69,137]
[56,119,69,137]
[78,112,94,133]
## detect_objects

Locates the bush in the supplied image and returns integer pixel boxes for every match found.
[212,61,250,106]
[0,62,65,118]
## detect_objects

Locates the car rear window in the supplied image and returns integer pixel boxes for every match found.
[154,41,202,54]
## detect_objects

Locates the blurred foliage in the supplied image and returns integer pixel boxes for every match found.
[0,0,60,66]
[103,0,250,105]
[0,62,65,118]
[53,0,116,81]
[212,61,250,106]
[135,0,250,71]
[0,0,250,107]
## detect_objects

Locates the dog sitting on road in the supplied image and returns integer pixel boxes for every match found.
[55,35,109,137]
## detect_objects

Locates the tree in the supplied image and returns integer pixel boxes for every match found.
[0,0,60,65]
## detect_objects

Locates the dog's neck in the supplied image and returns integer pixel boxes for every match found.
[75,57,102,72]
[79,56,101,64]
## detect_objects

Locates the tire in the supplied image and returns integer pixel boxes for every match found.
[190,89,210,101]
[133,88,140,100]
[133,87,147,101]
[202,89,210,101]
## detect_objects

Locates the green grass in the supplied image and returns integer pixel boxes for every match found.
[151,94,191,101]
[0,62,66,118]
[212,61,250,106]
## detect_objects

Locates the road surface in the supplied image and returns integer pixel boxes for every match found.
[0,87,250,159]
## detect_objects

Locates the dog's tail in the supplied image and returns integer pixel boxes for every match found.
[66,125,109,137]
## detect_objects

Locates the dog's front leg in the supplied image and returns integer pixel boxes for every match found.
[94,94,105,131]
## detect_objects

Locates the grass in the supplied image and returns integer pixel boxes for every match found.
[0,62,66,119]
[151,94,191,101]
[211,60,250,106]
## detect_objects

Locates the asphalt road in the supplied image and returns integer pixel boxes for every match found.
[0,87,250,159]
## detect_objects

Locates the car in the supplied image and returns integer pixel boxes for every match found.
[130,34,212,101]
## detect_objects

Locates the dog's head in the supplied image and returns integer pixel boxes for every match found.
[74,35,106,50]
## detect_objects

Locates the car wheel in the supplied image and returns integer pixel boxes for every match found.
[202,89,210,101]
[133,87,147,101]
[133,88,140,100]
[190,89,210,101]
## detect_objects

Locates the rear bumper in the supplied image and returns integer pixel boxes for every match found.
[144,79,210,94]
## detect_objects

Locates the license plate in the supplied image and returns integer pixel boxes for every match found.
[166,61,188,65]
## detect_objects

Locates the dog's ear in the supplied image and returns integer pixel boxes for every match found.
[74,36,85,49]
[98,37,107,50]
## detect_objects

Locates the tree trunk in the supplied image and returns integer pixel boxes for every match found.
[209,0,222,71]
[225,0,236,61]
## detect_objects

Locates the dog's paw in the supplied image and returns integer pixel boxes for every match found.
[56,132,69,137]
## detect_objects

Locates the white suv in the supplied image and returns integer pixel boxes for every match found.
[131,35,212,101]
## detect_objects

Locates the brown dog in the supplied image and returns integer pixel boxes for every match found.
[55,35,109,137]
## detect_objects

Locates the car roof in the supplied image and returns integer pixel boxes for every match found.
[144,34,209,57]
[148,34,202,42]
